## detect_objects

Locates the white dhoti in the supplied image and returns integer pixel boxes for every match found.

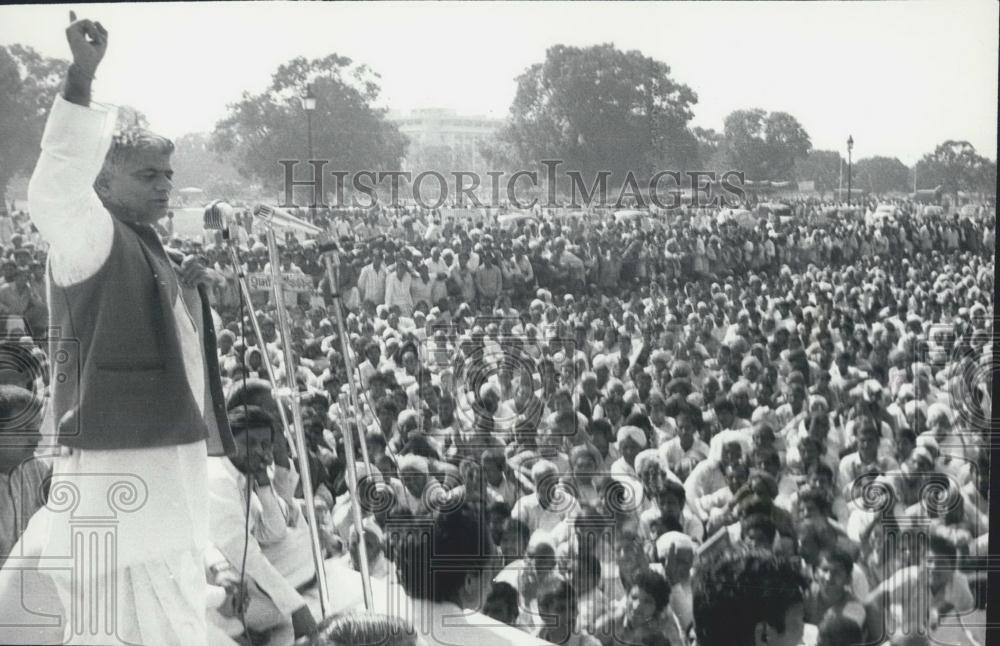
[8,440,210,646]
[0,295,213,645]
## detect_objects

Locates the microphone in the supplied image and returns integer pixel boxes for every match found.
[204,200,244,248]
[253,204,342,296]
[252,204,322,236]
[204,200,234,230]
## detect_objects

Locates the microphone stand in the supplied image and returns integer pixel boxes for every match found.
[221,238,299,463]
[249,204,376,612]
[319,238,375,611]
[261,226,331,618]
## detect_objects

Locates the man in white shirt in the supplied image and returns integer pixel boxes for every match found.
[0,212,15,246]
[659,411,710,481]
[837,420,897,500]
[409,262,437,311]
[384,257,414,316]
[355,340,382,389]
[425,246,451,282]
[356,250,387,306]
[511,460,578,538]
[207,406,316,644]
[423,218,442,241]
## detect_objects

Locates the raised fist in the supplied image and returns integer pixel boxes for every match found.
[66,11,107,76]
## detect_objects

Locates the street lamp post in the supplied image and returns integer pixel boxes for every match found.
[301,84,316,208]
[302,83,316,161]
[847,135,854,206]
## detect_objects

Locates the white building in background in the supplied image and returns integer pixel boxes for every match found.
[389,108,502,177]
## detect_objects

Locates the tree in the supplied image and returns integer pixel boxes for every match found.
[913,140,994,199]
[693,127,725,172]
[763,112,812,181]
[853,156,911,195]
[721,109,767,180]
[721,109,811,181]
[975,158,997,197]
[211,54,407,202]
[0,45,69,211]
[170,132,245,198]
[478,132,521,174]
[793,150,841,198]
[499,43,699,190]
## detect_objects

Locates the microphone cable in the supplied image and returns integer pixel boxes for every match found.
[237,260,252,639]
[217,205,253,639]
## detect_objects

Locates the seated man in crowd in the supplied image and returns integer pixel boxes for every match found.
[864,527,976,644]
[535,579,601,646]
[511,459,579,539]
[0,383,61,645]
[804,545,867,639]
[207,405,316,645]
[593,567,682,646]
[225,380,319,588]
[0,384,49,567]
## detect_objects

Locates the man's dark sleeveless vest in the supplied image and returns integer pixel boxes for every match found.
[48,218,234,454]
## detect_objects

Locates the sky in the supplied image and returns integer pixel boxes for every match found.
[1,1,997,165]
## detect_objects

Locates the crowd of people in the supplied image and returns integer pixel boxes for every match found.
[2,15,995,646]
[0,210,48,337]
[3,190,993,646]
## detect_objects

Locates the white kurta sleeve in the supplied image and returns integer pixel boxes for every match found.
[27,96,117,286]
[253,485,291,546]
[207,465,304,616]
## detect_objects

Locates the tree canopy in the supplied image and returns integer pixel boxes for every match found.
[793,149,841,198]
[170,132,247,200]
[211,54,407,199]
[720,108,811,181]
[0,45,68,209]
[498,43,700,187]
[854,156,911,195]
[913,140,995,198]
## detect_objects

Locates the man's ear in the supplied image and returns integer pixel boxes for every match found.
[93,173,113,201]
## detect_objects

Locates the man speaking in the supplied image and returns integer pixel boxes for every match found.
[3,12,234,645]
